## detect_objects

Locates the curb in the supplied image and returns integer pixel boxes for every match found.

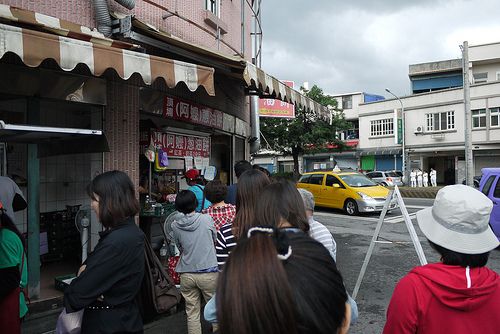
[391,186,443,199]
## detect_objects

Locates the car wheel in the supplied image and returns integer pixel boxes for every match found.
[344,199,359,216]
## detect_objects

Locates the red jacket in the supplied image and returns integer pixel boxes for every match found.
[383,263,500,334]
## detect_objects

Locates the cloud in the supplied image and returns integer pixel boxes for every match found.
[260,0,500,97]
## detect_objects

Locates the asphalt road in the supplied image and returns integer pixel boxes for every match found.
[314,197,500,334]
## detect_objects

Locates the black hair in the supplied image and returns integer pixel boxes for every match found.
[217,228,348,334]
[252,164,271,177]
[204,180,228,204]
[87,170,140,228]
[175,190,198,214]
[429,240,490,268]
[234,160,252,178]
[254,180,309,233]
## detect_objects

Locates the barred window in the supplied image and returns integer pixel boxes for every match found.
[426,111,455,131]
[370,118,394,137]
[490,107,500,127]
[205,0,220,17]
[472,109,486,128]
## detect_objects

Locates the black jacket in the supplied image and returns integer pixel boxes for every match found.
[64,218,145,334]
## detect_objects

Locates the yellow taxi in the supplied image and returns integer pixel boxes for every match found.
[296,171,398,215]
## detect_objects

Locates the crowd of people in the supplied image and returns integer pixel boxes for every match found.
[1,162,499,334]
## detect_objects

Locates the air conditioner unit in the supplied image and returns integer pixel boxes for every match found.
[414,126,424,134]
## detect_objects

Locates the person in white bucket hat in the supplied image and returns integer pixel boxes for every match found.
[383,185,500,334]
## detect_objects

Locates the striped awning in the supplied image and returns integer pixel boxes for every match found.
[0,23,215,95]
[243,62,330,118]
[0,4,137,50]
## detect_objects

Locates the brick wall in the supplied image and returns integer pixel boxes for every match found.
[104,79,140,186]
[4,0,253,60]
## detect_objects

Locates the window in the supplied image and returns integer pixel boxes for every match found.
[309,174,325,185]
[493,178,500,198]
[205,0,220,17]
[473,72,488,84]
[370,118,394,137]
[298,175,311,184]
[326,175,343,187]
[496,72,500,81]
[342,96,352,109]
[472,109,486,128]
[491,107,500,127]
[426,111,455,132]
[482,175,495,196]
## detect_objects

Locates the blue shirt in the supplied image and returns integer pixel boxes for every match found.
[188,185,211,212]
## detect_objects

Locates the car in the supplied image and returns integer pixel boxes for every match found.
[365,171,404,186]
[478,168,500,241]
[461,175,481,188]
[296,171,398,216]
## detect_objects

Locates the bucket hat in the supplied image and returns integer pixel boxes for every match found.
[416,184,499,254]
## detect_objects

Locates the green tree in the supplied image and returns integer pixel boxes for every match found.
[260,85,350,179]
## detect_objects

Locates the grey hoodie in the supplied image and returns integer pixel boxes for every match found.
[172,212,218,273]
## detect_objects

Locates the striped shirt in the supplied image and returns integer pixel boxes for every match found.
[308,218,337,261]
[216,223,237,270]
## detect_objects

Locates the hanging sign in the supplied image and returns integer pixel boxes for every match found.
[259,80,295,118]
[151,131,210,158]
[163,96,224,129]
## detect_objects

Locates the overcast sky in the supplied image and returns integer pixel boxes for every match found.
[260,0,500,98]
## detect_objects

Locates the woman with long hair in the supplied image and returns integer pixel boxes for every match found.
[254,180,310,232]
[216,227,350,334]
[63,170,144,334]
[215,169,270,269]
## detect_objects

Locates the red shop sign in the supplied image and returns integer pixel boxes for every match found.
[151,131,210,158]
[163,96,223,129]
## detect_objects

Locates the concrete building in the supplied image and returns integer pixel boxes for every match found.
[358,41,500,184]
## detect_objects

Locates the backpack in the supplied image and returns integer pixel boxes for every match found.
[136,236,181,323]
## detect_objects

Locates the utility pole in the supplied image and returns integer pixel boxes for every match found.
[462,41,473,186]
[385,89,406,184]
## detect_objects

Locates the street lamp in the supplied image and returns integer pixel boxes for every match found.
[385,88,406,184]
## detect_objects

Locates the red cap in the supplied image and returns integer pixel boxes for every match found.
[184,169,200,180]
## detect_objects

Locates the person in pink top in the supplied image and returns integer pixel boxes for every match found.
[202,180,236,231]
[383,184,500,334]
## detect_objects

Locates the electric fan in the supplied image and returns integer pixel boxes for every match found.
[163,211,182,256]
[74,205,92,263]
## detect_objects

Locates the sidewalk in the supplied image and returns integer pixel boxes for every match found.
[22,301,208,334]
[392,186,442,199]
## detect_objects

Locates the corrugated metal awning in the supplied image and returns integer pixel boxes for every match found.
[0,22,215,95]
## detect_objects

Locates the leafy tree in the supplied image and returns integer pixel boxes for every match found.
[260,85,350,179]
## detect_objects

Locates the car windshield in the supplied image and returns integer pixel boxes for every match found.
[387,172,399,177]
[339,174,378,187]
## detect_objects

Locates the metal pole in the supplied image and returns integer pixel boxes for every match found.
[241,0,245,55]
[462,41,473,186]
[385,89,406,183]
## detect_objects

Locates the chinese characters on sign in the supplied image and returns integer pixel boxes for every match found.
[151,131,210,158]
[258,80,295,118]
[162,96,224,129]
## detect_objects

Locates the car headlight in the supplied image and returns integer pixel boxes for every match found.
[357,192,373,200]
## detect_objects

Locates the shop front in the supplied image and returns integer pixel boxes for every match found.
[0,7,217,305]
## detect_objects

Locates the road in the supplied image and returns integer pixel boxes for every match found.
[314,197,500,334]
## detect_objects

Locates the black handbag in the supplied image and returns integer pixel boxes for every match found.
[137,236,181,323]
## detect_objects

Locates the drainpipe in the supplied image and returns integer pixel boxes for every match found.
[250,95,261,154]
[92,0,135,37]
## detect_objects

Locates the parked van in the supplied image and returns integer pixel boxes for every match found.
[478,168,500,241]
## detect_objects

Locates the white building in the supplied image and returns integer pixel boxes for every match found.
[358,41,500,185]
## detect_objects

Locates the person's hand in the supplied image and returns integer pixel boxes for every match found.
[77,265,86,277]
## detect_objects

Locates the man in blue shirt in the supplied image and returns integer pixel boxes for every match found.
[224,160,252,205]
[185,169,211,212]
